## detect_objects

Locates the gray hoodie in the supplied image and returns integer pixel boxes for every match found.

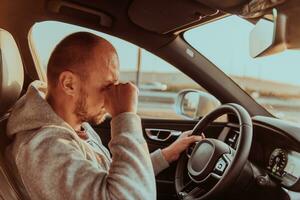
[5,81,169,200]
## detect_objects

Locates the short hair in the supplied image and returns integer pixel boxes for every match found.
[47,32,110,87]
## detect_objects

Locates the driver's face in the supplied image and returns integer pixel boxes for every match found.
[74,53,119,125]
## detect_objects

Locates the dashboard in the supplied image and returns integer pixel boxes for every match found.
[251,116,300,192]
[221,115,300,194]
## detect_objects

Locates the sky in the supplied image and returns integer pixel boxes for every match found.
[185,16,300,86]
[30,16,300,86]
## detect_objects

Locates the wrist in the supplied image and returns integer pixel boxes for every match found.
[110,110,137,118]
[111,108,136,118]
[161,147,179,163]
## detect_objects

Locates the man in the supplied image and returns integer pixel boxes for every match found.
[6,32,203,199]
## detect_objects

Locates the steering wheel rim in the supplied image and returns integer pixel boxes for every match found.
[175,103,253,200]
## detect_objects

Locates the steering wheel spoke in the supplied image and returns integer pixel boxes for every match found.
[178,180,205,200]
[210,172,222,181]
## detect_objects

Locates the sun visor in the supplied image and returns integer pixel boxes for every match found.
[195,0,250,10]
[128,0,220,34]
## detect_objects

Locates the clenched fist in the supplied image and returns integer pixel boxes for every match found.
[104,82,138,118]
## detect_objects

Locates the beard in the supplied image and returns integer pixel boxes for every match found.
[74,88,107,125]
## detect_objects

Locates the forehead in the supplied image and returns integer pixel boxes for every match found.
[84,41,119,83]
[89,54,119,84]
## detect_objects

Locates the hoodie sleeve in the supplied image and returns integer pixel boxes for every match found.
[150,149,170,175]
[111,114,169,176]
[82,121,169,175]
[15,113,156,200]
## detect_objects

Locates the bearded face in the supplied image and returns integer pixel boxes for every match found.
[74,87,107,125]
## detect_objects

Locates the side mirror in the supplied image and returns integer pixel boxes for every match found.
[174,89,221,120]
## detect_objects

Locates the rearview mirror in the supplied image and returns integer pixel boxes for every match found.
[250,0,300,58]
[174,89,221,120]
[249,17,276,58]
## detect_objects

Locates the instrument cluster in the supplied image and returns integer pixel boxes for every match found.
[267,148,300,189]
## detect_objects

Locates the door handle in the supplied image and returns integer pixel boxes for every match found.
[145,128,181,142]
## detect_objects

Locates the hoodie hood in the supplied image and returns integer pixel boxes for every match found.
[7,80,73,137]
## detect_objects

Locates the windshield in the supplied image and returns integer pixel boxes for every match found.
[184,15,300,123]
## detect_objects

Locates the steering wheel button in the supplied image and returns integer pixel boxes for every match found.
[214,158,227,175]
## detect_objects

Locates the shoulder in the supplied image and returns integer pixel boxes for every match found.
[17,125,84,156]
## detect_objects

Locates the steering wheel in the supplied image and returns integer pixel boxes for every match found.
[175,103,253,200]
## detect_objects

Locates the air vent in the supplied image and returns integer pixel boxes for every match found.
[47,0,112,27]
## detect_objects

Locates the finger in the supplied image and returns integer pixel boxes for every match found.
[201,133,206,139]
[182,130,193,137]
[124,82,139,94]
[186,130,193,136]
[178,131,191,140]
[119,81,129,85]
[187,135,203,144]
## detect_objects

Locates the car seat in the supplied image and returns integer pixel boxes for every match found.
[0,28,26,200]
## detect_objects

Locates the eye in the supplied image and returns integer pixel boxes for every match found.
[100,83,113,91]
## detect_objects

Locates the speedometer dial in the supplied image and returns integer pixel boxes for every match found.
[267,148,288,177]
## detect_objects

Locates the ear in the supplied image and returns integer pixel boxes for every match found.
[58,71,80,96]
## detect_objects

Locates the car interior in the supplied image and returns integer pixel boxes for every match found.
[0,0,300,200]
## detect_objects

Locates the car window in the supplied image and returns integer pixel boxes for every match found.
[29,21,217,119]
[185,15,300,123]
